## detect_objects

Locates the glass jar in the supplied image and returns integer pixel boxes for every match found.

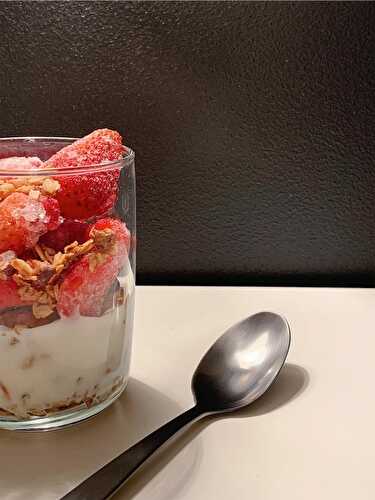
[0,137,135,430]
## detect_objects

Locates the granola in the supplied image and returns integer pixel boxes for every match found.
[0,376,125,419]
[4,229,115,324]
[0,176,60,201]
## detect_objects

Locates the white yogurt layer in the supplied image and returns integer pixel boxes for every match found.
[0,264,135,418]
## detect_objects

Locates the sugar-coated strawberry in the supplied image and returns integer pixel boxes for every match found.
[57,258,117,318]
[0,193,61,254]
[43,129,124,219]
[0,278,29,309]
[0,157,43,170]
[57,218,130,317]
[44,129,125,170]
[53,170,120,219]
[40,219,88,251]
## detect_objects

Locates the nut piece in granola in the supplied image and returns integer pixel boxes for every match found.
[91,228,116,252]
[0,175,60,201]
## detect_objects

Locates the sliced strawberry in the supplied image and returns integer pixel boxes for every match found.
[57,218,130,317]
[43,129,124,219]
[40,219,88,251]
[0,192,61,254]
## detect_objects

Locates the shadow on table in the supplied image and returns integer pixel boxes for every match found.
[113,380,203,500]
[116,363,308,499]
[0,364,307,499]
[0,379,201,500]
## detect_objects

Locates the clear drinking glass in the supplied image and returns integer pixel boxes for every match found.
[0,138,135,430]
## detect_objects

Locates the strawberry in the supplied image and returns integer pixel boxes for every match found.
[40,219,88,251]
[53,170,120,219]
[86,218,131,253]
[57,218,130,317]
[43,129,125,219]
[0,193,61,254]
[0,157,42,170]
[44,129,124,170]
[0,278,29,309]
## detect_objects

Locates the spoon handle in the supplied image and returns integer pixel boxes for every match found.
[61,405,203,500]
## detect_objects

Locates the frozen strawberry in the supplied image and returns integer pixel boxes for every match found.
[42,129,124,220]
[57,258,117,317]
[57,218,130,317]
[0,157,42,170]
[0,193,61,254]
[40,219,88,251]
[87,218,131,254]
[44,129,124,170]
[53,170,119,219]
[0,278,28,309]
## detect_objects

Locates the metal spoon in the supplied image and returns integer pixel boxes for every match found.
[62,311,290,500]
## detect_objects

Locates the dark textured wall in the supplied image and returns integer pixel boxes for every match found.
[1,1,375,286]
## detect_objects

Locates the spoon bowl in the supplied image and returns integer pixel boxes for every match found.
[193,312,290,412]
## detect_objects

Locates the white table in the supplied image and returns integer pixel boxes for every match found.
[1,286,375,500]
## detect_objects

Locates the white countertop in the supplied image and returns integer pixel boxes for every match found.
[1,286,375,499]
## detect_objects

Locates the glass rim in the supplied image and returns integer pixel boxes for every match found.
[0,136,135,176]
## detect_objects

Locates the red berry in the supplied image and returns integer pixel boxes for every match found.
[40,219,88,251]
[0,278,29,309]
[0,193,61,254]
[54,169,119,219]
[43,129,125,219]
[87,218,131,254]
[0,157,42,170]
[57,218,130,317]
[44,129,125,170]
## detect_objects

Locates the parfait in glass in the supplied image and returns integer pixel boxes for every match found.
[0,129,135,430]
